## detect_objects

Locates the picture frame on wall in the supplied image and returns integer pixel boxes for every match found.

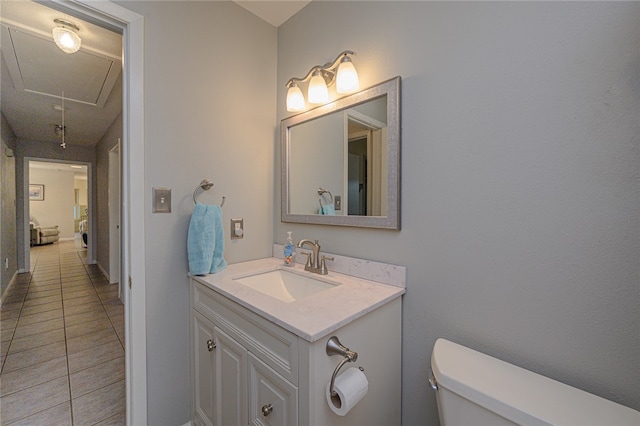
[29,184,45,201]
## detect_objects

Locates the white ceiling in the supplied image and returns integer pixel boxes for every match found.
[1,1,123,147]
[234,1,310,27]
[0,1,308,148]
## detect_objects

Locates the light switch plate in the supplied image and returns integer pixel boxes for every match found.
[152,187,171,213]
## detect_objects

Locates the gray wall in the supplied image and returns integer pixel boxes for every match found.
[1,113,18,296]
[95,113,122,279]
[112,2,277,424]
[276,2,640,425]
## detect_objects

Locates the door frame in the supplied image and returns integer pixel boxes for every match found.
[24,158,92,261]
[108,141,121,288]
[50,1,147,424]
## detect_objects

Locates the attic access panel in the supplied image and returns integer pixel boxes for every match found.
[3,26,120,108]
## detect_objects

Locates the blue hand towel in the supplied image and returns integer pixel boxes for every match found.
[187,203,227,275]
[321,203,336,215]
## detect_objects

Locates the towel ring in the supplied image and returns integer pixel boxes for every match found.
[193,179,226,207]
[318,187,333,205]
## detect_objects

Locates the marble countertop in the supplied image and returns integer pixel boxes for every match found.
[191,257,405,342]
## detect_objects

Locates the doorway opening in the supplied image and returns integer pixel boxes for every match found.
[11,1,146,423]
[25,159,93,267]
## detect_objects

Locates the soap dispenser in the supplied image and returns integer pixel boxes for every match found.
[284,231,296,266]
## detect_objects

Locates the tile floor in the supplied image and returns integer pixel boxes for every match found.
[0,239,125,425]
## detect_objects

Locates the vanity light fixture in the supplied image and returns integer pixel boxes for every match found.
[286,50,359,112]
[286,82,305,112]
[52,18,81,54]
[308,69,329,104]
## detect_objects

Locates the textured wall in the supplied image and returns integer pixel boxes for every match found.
[95,113,122,282]
[112,2,277,424]
[1,113,18,296]
[277,2,640,425]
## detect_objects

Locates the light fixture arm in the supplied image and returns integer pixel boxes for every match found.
[285,50,355,88]
[60,91,66,148]
[53,18,79,32]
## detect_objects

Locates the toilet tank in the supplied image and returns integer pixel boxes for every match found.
[430,338,640,426]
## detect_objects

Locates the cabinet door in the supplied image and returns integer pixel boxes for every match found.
[215,327,248,426]
[248,353,298,426]
[193,313,216,426]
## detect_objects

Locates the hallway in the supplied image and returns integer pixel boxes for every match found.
[0,240,125,425]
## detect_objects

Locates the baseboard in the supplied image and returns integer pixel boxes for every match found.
[0,270,18,301]
[96,261,113,283]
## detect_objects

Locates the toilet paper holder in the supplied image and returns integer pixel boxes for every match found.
[326,336,359,397]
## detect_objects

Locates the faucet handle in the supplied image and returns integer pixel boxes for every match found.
[300,251,313,271]
[320,256,334,275]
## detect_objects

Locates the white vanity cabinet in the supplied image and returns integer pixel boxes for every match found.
[191,280,299,426]
[192,311,249,426]
[248,353,298,426]
[190,261,403,426]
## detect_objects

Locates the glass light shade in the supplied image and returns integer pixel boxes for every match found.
[52,27,81,54]
[308,71,329,104]
[286,84,305,112]
[336,59,359,94]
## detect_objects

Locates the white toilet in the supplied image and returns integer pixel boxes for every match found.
[430,338,640,426]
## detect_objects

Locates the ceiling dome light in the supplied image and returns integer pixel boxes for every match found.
[52,19,81,54]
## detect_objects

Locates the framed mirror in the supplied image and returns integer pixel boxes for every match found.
[281,76,400,229]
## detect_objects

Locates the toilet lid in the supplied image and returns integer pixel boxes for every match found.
[431,338,640,426]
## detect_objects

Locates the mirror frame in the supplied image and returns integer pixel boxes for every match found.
[281,76,401,229]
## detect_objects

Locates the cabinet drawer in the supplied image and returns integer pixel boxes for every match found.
[192,280,299,385]
[248,353,298,426]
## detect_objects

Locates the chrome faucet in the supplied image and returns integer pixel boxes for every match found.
[297,239,333,275]
[297,239,320,271]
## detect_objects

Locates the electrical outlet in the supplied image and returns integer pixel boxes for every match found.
[152,187,171,213]
[231,218,244,240]
[335,195,342,210]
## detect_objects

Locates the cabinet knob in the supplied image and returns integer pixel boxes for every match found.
[261,404,273,417]
[206,339,216,351]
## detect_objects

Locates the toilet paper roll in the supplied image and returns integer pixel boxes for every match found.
[326,367,369,416]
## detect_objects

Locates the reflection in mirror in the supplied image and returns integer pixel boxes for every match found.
[282,77,400,229]
[346,102,387,216]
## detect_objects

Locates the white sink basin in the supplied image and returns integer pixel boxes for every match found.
[233,269,338,303]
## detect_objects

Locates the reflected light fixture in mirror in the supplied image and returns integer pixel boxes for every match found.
[286,50,359,112]
[52,18,81,54]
